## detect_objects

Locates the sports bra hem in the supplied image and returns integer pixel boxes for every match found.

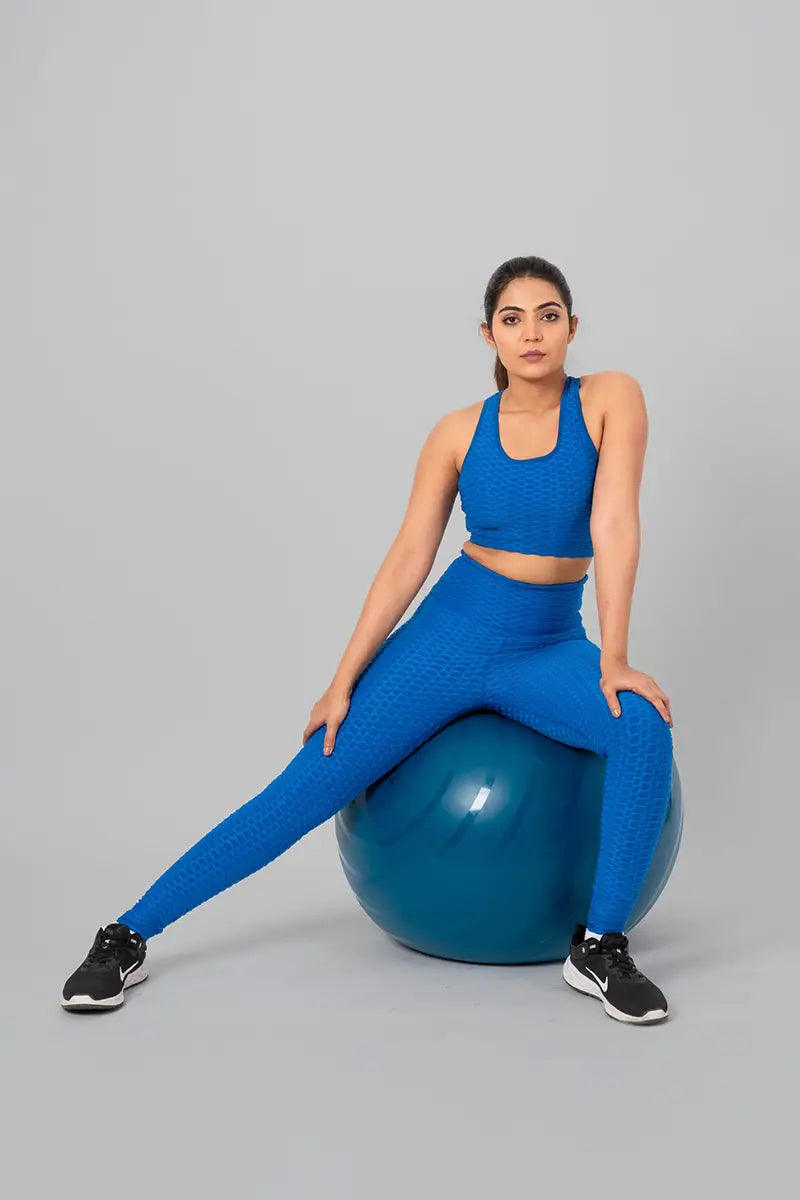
[467,536,594,559]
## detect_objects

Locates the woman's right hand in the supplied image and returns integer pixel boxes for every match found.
[302,683,353,755]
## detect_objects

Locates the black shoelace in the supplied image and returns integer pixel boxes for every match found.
[597,933,645,981]
[82,928,138,970]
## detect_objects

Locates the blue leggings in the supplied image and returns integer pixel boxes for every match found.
[117,550,674,942]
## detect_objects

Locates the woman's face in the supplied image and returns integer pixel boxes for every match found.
[482,276,577,382]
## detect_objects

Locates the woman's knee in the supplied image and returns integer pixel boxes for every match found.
[610,690,673,757]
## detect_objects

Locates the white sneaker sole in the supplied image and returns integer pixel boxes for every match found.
[562,955,668,1024]
[61,962,149,1011]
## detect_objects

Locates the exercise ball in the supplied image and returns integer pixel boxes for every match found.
[335,709,683,965]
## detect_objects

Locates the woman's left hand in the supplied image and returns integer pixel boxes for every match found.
[599,661,673,727]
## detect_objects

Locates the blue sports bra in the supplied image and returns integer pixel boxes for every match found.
[458,374,599,558]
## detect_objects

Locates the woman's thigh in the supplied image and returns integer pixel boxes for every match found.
[484,634,670,759]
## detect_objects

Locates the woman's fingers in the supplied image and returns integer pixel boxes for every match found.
[602,671,673,728]
[643,682,672,727]
[323,721,339,756]
[302,715,323,746]
[325,699,352,754]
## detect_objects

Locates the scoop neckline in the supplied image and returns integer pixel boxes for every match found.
[494,374,571,463]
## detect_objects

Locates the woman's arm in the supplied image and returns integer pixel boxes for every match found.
[329,412,460,696]
[589,372,648,669]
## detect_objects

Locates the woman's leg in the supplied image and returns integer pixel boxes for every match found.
[484,633,674,933]
[117,594,491,941]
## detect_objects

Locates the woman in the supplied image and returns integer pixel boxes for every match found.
[61,255,675,1025]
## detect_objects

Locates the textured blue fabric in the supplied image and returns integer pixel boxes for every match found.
[458,374,598,556]
[117,550,673,941]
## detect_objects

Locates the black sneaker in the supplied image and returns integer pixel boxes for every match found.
[562,923,668,1024]
[61,923,148,1011]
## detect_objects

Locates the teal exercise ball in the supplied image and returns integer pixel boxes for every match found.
[335,709,683,965]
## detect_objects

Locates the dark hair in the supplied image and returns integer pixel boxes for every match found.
[482,256,574,391]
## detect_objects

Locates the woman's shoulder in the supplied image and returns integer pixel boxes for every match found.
[442,396,490,474]
[579,372,647,454]
[579,370,644,418]
[579,369,643,400]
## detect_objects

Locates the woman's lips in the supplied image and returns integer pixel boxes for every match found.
[522,352,545,360]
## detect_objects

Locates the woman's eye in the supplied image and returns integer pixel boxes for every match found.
[502,312,559,325]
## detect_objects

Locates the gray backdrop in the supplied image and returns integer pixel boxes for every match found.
[2,0,796,1195]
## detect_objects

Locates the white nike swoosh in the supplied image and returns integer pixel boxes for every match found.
[584,965,609,993]
[119,962,139,983]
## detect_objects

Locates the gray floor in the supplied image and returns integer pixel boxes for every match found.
[5,833,792,1198]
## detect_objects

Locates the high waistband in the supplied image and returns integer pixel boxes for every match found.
[425,549,588,644]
